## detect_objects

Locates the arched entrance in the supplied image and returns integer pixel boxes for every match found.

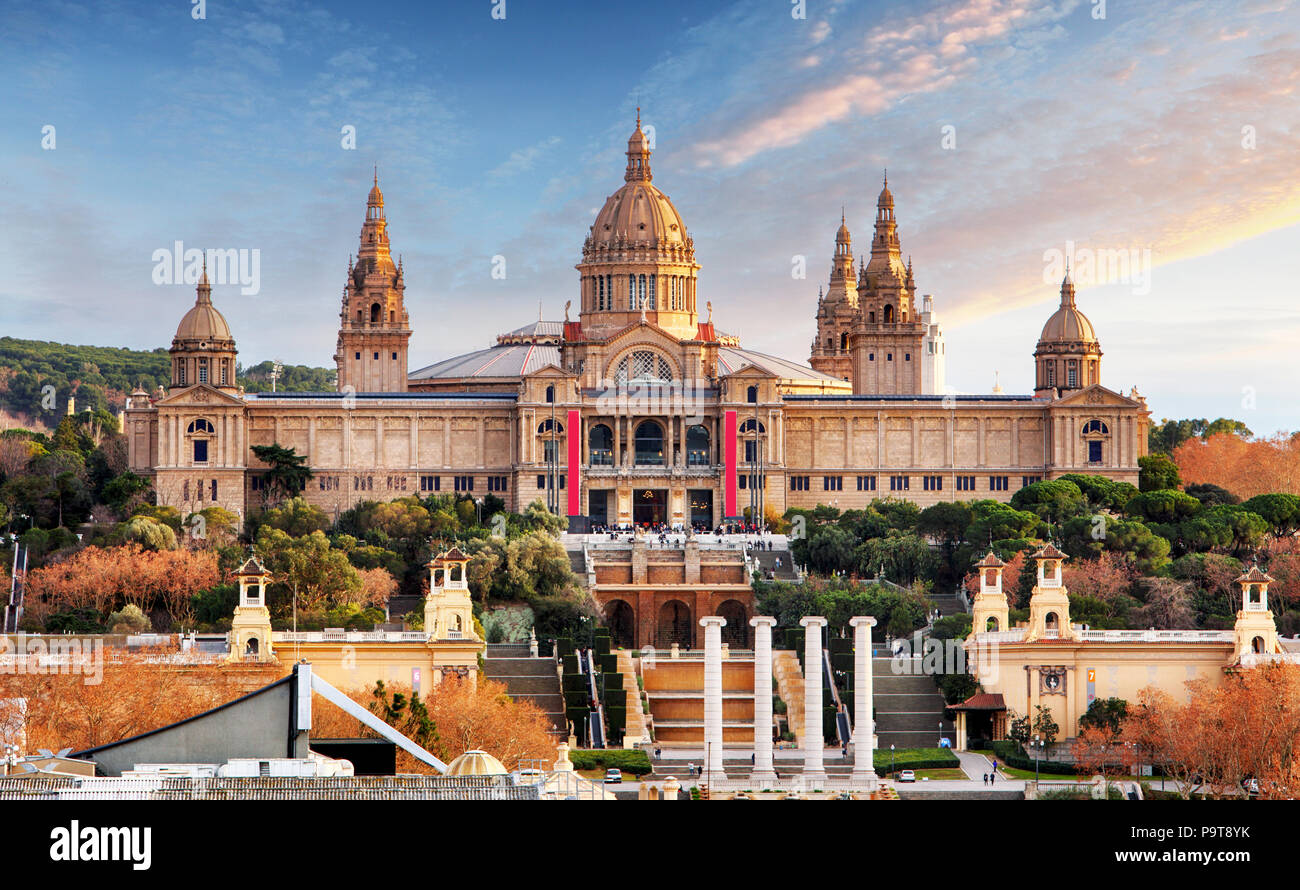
[604,599,636,649]
[1252,635,1266,654]
[718,600,749,648]
[633,488,667,526]
[985,616,1000,632]
[656,600,692,649]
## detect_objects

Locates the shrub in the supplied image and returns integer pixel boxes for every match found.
[567,748,652,776]
[107,604,151,634]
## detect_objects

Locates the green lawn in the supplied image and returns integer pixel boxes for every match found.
[912,768,969,780]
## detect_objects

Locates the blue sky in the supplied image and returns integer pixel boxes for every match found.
[1,0,1297,433]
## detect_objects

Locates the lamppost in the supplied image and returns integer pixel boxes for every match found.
[890,743,896,778]
[939,720,944,748]
[1030,734,1044,784]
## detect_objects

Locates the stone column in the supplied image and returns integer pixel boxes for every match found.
[700,616,727,782]
[750,617,778,786]
[799,616,827,785]
[849,616,878,784]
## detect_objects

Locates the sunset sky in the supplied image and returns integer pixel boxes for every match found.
[1,0,1297,433]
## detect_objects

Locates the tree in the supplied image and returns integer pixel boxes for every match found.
[107,604,152,634]
[1072,723,1136,799]
[1057,473,1139,512]
[101,470,152,516]
[254,527,361,614]
[1149,417,1251,455]
[1078,697,1128,734]
[249,443,313,503]
[1011,480,1087,525]
[1241,493,1300,538]
[1138,453,1182,492]
[258,495,331,537]
[1174,431,1300,499]
[1184,483,1238,506]
[1008,711,1031,746]
[1133,577,1196,629]
[1122,688,1203,799]
[117,515,177,551]
[1123,489,1201,524]
[1032,704,1059,744]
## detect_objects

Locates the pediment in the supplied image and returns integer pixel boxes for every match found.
[1051,384,1139,409]
[154,384,246,408]
[522,362,577,381]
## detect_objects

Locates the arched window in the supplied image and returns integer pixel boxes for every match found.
[746,385,758,404]
[187,419,216,434]
[370,303,381,323]
[589,423,613,466]
[739,419,766,434]
[647,274,656,309]
[545,384,554,404]
[614,350,673,385]
[840,331,848,351]
[634,421,665,466]
[598,275,606,310]
[1082,419,1109,435]
[537,419,564,435]
[686,424,710,467]
[883,304,895,323]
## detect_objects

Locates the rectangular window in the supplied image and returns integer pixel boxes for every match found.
[789,476,810,491]
[454,476,475,492]
[1088,440,1103,463]
[887,353,893,361]
[537,474,546,489]
[823,476,842,491]
[739,474,747,490]
[890,475,909,491]
[956,475,975,491]
[744,440,758,463]
[1021,475,1042,488]
[1068,362,1078,388]
[856,475,876,491]
[193,440,208,463]
[198,362,208,384]
[355,352,361,360]
[922,475,943,491]
[420,475,438,492]
[905,353,911,362]
[391,352,398,360]
[210,479,218,500]
[989,475,1009,491]
[250,475,265,491]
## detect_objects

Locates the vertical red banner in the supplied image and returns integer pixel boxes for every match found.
[724,409,738,519]
[567,409,580,517]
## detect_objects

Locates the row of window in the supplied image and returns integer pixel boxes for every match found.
[586,273,691,312]
[790,474,1044,492]
[865,352,910,362]
[537,474,567,490]
[175,358,231,387]
[352,351,400,361]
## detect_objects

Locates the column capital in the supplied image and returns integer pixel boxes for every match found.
[849,616,878,628]
[749,616,777,628]
[699,616,727,628]
[799,616,828,628]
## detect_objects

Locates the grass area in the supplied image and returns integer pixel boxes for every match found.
[911,768,968,780]
[874,747,960,775]
[999,766,1081,782]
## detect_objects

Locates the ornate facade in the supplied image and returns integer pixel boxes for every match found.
[125,115,1150,528]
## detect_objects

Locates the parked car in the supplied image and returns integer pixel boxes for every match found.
[897,769,916,783]
[604,768,623,784]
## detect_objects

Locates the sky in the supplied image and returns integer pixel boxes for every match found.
[1,0,1297,433]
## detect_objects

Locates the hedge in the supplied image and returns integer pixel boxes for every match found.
[568,749,653,776]
[599,653,619,674]
[872,747,960,775]
[556,637,575,657]
[983,740,1078,775]
[602,672,624,691]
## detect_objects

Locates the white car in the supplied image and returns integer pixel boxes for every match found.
[897,769,916,783]
[604,768,623,784]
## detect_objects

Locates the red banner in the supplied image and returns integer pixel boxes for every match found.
[724,409,738,519]
[567,409,580,516]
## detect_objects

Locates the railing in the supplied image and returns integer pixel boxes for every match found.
[274,630,429,643]
[822,648,850,749]
[583,649,605,749]
[1076,629,1234,643]
[1239,652,1300,667]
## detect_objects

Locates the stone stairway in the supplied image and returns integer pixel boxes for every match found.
[753,549,798,581]
[872,642,953,749]
[618,650,650,746]
[567,549,588,588]
[483,643,567,737]
[928,589,966,620]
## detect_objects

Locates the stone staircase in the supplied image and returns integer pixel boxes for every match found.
[482,643,567,737]
[567,549,588,588]
[753,549,798,581]
[928,590,966,621]
[871,642,953,749]
[617,650,650,746]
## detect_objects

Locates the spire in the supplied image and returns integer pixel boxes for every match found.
[1060,260,1077,308]
[197,256,211,303]
[625,111,652,183]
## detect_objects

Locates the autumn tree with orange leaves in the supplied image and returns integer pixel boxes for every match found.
[1124,664,1300,799]
[23,544,220,630]
[1174,431,1300,500]
[311,677,557,773]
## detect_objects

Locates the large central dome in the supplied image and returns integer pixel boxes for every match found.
[574,111,701,340]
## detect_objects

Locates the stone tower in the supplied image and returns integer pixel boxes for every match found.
[809,212,859,383]
[335,172,411,393]
[850,175,925,395]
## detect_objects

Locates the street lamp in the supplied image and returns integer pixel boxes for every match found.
[890,743,895,778]
[939,720,944,748]
[1030,734,1044,784]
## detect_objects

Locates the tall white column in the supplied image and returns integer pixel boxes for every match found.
[750,616,778,786]
[799,616,827,785]
[700,616,727,782]
[849,616,879,784]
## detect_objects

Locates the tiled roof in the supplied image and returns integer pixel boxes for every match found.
[949,692,1006,711]
[409,343,562,380]
[716,347,845,384]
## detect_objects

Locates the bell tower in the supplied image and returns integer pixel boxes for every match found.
[809,212,858,382]
[1024,543,1074,642]
[228,553,274,663]
[1233,565,1282,662]
[425,548,478,642]
[335,171,411,393]
[970,551,1010,635]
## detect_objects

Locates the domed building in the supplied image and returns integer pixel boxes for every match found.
[124,111,1151,644]
[1033,269,1102,397]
